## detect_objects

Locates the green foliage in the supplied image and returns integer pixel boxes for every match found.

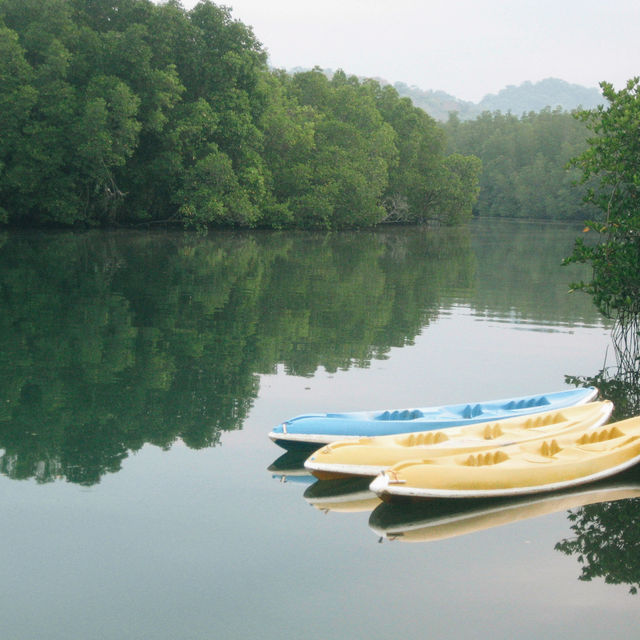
[437,153,482,224]
[0,0,479,229]
[280,69,392,228]
[445,108,596,220]
[368,82,480,225]
[563,78,640,319]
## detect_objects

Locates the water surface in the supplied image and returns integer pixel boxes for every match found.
[0,220,638,639]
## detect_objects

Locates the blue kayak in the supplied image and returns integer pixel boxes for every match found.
[268,387,598,450]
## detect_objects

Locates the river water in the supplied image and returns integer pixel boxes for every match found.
[0,219,638,639]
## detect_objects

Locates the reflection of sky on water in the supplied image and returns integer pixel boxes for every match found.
[4,443,630,640]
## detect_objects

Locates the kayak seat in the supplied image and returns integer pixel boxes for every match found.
[505,396,551,410]
[461,404,483,419]
[525,411,562,429]
[377,409,424,421]
[483,423,503,439]
[577,426,624,445]
[464,450,509,466]
[529,396,551,407]
[404,431,449,446]
[540,439,562,457]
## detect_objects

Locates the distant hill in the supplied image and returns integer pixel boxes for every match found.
[476,78,604,115]
[394,78,604,121]
[392,83,477,121]
[286,69,604,122]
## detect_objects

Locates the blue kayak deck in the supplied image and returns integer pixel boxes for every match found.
[269,387,598,449]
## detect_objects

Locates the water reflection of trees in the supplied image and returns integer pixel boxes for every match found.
[0,227,472,485]
[555,492,640,594]
[558,317,640,594]
[471,219,606,326]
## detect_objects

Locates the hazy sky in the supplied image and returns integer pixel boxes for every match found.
[179,0,639,102]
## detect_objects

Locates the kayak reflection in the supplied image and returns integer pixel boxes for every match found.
[303,477,381,513]
[369,466,640,543]
[268,450,315,485]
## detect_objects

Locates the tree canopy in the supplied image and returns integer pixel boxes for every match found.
[0,0,480,229]
[563,78,640,321]
[444,107,597,220]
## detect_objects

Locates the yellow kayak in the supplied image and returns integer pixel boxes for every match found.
[369,467,640,542]
[370,413,640,500]
[305,401,613,480]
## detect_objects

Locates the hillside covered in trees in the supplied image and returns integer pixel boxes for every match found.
[394,78,603,122]
[0,0,480,229]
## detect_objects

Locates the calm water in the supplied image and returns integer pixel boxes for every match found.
[1,220,638,639]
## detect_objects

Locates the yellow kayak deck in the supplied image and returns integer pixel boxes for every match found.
[370,413,640,499]
[305,401,613,480]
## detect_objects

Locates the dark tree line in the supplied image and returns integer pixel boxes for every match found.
[444,107,598,220]
[0,0,480,229]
